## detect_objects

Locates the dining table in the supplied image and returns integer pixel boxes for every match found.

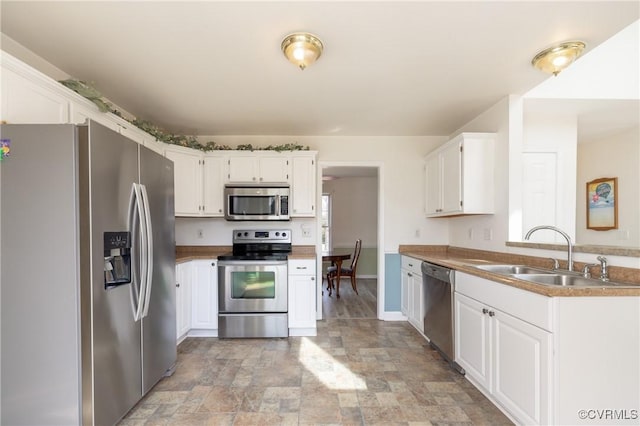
[321,250,351,298]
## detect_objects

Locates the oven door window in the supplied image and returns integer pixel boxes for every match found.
[229,195,276,216]
[231,271,276,299]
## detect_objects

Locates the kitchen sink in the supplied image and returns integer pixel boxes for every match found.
[512,274,634,287]
[475,264,552,275]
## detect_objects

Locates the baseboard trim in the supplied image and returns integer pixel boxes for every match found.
[381,311,407,321]
[187,329,218,338]
[288,327,317,337]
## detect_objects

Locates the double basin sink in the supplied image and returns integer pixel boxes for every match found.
[474,264,633,288]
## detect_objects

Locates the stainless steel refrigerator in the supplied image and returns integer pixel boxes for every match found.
[1,121,177,425]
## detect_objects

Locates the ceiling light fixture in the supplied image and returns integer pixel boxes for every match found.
[531,41,586,76]
[281,32,323,70]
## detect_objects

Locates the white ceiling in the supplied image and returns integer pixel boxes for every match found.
[1,1,638,137]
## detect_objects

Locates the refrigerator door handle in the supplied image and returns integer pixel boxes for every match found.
[127,183,141,318]
[140,184,154,318]
[129,183,148,322]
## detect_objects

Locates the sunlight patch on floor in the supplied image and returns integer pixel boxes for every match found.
[298,337,367,390]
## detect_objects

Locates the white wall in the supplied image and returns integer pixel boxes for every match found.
[177,135,448,252]
[323,176,378,249]
[577,125,640,247]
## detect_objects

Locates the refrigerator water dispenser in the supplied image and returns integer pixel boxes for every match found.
[104,231,131,288]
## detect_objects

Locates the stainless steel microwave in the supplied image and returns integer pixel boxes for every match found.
[224,185,290,221]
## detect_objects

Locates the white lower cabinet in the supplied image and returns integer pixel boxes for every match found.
[174,259,218,342]
[191,260,218,331]
[287,259,317,336]
[401,256,424,333]
[455,292,551,425]
[455,273,551,425]
[455,272,640,426]
[175,262,192,343]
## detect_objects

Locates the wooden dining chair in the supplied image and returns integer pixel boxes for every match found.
[327,239,362,295]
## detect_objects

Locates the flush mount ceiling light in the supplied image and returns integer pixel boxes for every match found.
[532,41,586,76]
[281,32,323,70]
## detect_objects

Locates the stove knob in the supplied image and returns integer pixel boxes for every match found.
[244,232,249,237]
[282,232,287,237]
[275,232,280,236]
[236,232,242,238]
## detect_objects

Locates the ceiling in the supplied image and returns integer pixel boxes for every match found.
[1,1,638,137]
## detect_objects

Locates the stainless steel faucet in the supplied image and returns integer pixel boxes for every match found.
[597,256,609,281]
[525,225,574,272]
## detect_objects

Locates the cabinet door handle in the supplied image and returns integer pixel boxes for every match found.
[408,272,413,277]
[482,308,489,314]
[488,311,495,317]
[211,262,216,267]
[176,283,180,288]
[311,277,315,281]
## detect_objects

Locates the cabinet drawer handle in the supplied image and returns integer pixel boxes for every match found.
[482,308,489,314]
[296,266,307,269]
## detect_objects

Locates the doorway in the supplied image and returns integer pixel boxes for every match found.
[316,162,384,320]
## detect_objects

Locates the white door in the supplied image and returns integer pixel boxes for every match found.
[441,142,462,213]
[165,148,202,216]
[455,293,491,390]
[191,260,218,329]
[288,274,317,329]
[203,155,225,216]
[291,156,316,216]
[175,262,192,340]
[409,273,424,333]
[227,156,257,182]
[259,156,290,183]
[492,308,551,425]
[400,269,410,317]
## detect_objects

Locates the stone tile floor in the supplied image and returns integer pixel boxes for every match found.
[120,319,512,425]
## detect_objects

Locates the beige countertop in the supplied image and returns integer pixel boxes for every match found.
[399,246,640,297]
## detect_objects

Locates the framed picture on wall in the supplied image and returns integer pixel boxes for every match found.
[586,177,618,230]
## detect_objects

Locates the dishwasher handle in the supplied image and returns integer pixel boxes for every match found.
[421,261,454,284]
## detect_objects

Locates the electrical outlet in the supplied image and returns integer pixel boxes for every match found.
[302,227,311,237]
[483,228,492,241]
[197,229,204,239]
[415,228,421,238]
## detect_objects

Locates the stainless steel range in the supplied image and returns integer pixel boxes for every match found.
[218,229,291,338]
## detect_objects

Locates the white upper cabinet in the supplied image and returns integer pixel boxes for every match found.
[424,132,495,217]
[226,153,290,184]
[291,154,316,217]
[164,145,203,216]
[1,54,69,124]
[164,146,226,217]
[202,154,225,216]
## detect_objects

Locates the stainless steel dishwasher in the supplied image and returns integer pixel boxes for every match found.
[422,261,465,374]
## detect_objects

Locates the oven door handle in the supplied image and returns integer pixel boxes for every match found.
[218,260,288,267]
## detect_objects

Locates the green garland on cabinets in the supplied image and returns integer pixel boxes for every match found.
[59,79,309,152]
